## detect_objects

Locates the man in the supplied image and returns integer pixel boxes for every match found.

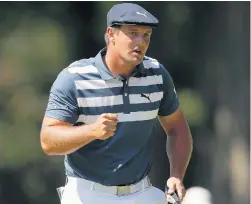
[40,3,193,204]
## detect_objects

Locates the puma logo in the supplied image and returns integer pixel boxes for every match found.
[141,93,151,102]
[136,11,148,18]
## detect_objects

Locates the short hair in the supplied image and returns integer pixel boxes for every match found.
[104,25,121,45]
[104,33,109,45]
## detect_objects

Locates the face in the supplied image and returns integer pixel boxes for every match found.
[109,25,152,66]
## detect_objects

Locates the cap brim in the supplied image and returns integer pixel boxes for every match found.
[110,22,158,28]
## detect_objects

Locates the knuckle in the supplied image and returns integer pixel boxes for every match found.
[107,113,113,118]
[102,119,108,125]
[100,113,106,117]
[167,182,175,187]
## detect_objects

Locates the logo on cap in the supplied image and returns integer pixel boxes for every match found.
[136,11,148,18]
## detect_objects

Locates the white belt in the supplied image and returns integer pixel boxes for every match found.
[68,176,152,196]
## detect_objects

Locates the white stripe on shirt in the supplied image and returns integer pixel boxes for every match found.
[77,95,123,107]
[119,109,158,122]
[143,59,160,69]
[75,79,123,90]
[129,75,163,87]
[77,109,158,124]
[68,65,98,74]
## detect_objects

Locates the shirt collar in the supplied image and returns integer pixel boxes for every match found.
[94,47,146,81]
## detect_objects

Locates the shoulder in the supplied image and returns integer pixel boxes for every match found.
[142,56,174,83]
[142,56,169,77]
[66,57,96,74]
[142,56,168,72]
[142,56,161,69]
[52,58,95,88]
[55,57,96,81]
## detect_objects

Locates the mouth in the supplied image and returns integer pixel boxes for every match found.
[133,48,142,55]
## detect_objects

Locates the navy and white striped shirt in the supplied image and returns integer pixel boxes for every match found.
[45,48,179,185]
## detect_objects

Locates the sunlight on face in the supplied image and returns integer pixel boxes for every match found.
[114,25,152,65]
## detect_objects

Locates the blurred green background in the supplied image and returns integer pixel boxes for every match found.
[0,2,249,204]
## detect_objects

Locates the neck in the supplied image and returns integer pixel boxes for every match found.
[103,46,135,78]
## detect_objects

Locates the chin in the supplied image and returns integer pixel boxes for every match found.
[131,57,143,65]
[124,55,143,66]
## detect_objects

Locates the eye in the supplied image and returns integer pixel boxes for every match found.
[144,33,150,38]
[131,32,137,36]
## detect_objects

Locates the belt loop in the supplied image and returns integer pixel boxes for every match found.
[90,181,95,191]
[141,178,145,189]
[116,186,119,195]
[65,177,68,186]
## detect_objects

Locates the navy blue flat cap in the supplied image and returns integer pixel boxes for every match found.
[107,3,159,28]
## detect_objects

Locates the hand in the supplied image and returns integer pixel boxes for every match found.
[165,177,185,203]
[91,113,118,140]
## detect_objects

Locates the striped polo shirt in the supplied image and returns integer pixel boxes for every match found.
[45,48,179,186]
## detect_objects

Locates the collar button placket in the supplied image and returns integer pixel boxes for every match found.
[122,79,130,114]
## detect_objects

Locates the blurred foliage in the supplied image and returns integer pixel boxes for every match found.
[0,2,249,204]
[178,89,205,126]
[0,12,68,166]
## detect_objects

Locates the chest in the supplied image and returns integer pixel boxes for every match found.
[75,75,163,124]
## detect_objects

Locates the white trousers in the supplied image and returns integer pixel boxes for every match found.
[60,176,166,204]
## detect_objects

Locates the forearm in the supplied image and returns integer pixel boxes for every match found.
[166,127,193,180]
[40,124,96,155]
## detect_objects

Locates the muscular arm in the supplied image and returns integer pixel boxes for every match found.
[41,68,118,155]
[40,68,98,155]
[158,107,193,180]
[40,114,118,155]
[40,117,96,155]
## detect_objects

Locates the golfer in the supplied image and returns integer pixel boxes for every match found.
[40,3,193,204]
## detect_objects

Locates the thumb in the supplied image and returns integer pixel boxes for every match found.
[166,181,175,194]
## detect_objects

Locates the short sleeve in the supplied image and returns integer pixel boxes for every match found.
[158,64,179,116]
[44,69,79,124]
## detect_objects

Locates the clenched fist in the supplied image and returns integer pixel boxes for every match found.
[91,113,118,140]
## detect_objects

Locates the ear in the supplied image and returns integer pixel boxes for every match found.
[107,27,115,42]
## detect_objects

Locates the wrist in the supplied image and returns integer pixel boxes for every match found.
[82,123,98,141]
[170,172,183,181]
